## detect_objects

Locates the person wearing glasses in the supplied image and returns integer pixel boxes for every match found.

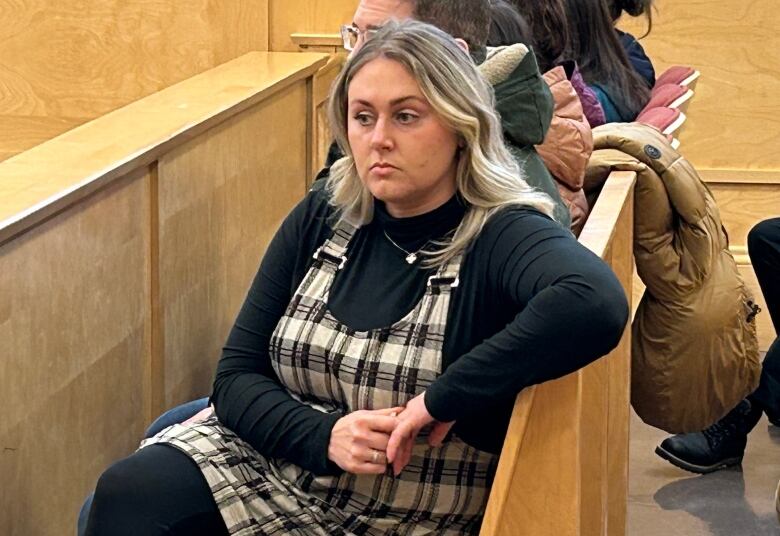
[85,20,628,535]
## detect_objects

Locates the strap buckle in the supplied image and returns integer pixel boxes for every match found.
[313,246,347,270]
[427,274,459,288]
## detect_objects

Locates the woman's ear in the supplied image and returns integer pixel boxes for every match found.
[453,38,470,55]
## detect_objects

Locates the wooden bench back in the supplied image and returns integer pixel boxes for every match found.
[481,171,636,536]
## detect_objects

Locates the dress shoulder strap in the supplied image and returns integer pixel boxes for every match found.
[312,218,358,271]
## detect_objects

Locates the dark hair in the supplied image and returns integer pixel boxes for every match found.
[607,0,653,37]
[487,0,534,49]
[563,0,650,119]
[508,0,570,72]
[413,0,491,63]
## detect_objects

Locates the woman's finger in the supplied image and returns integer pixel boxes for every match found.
[428,420,455,447]
[393,434,415,476]
[373,406,404,416]
[386,420,413,462]
[363,414,399,434]
[357,429,392,452]
[351,461,390,475]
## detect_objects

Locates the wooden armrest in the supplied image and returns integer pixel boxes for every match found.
[481,171,636,536]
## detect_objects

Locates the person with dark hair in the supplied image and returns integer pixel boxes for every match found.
[488,0,534,49]
[84,19,628,535]
[562,0,651,122]
[506,0,605,128]
[656,217,780,475]
[489,0,596,234]
[607,0,656,87]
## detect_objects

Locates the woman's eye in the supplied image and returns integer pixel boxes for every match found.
[354,113,373,126]
[396,112,418,124]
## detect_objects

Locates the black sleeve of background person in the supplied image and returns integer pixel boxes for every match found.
[426,210,629,425]
[211,185,343,476]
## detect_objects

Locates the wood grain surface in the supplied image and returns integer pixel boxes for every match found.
[0,168,152,535]
[0,51,327,246]
[0,0,270,158]
[481,172,635,536]
[269,0,357,52]
[619,0,780,171]
[0,53,321,534]
[157,85,308,409]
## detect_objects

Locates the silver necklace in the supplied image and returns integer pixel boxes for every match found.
[383,230,425,264]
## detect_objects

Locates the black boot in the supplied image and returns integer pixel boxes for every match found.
[655,399,763,474]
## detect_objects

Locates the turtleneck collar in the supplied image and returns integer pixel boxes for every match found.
[373,194,466,250]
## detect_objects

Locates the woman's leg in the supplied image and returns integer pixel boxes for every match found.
[85,444,228,536]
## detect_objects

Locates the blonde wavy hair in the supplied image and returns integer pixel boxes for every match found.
[326,19,555,268]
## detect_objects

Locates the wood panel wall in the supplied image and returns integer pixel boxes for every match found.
[0,0,270,161]
[269,0,357,52]
[620,0,780,172]
[157,86,308,409]
[0,51,324,535]
[0,170,151,536]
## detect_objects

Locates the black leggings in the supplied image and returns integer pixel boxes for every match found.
[85,444,228,536]
[747,218,780,417]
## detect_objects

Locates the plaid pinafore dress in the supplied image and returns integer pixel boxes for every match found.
[143,221,498,535]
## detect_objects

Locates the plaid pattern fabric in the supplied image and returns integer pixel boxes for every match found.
[143,220,497,535]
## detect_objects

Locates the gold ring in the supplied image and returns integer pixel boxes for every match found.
[372,450,380,464]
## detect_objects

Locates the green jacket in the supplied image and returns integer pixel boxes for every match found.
[480,45,571,228]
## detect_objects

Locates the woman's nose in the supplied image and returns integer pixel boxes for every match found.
[369,118,394,151]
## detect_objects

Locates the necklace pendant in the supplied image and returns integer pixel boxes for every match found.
[405,253,418,264]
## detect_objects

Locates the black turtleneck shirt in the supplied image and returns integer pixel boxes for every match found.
[212,182,628,475]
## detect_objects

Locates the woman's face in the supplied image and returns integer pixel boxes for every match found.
[347,57,460,218]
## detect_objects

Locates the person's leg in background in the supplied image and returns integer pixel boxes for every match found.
[655,217,780,474]
[84,444,227,536]
[77,398,210,535]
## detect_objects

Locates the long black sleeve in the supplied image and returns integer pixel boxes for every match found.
[211,186,629,460]
[212,191,342,476]
[425,210,629,422]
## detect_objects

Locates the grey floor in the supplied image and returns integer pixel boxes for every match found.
[628,410,780,535]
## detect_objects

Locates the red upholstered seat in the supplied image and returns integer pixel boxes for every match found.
[656,65,697,87]
[637,106,686,135]
[645,84,693,110]
[647,83,688,107]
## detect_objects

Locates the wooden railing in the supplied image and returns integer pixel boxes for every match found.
[0,51,328,536]
[481,171,636,536]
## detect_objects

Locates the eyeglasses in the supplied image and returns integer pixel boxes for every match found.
[340,24,378,52]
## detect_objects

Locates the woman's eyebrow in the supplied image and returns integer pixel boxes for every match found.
[349,96,424,108]
[390,96,425,106]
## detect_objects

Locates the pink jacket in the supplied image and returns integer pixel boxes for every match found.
[536,66,594,235]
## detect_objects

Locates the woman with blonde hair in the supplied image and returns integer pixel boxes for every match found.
[86,20,628,535]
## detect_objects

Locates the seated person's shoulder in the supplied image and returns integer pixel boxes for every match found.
[480,205,573,246]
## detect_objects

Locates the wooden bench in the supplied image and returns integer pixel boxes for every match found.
[481,171,636,536]
[0,51,328,536]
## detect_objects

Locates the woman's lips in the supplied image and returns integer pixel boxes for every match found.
[370,163,398,177]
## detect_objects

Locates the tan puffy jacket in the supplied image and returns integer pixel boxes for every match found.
[586,123,761,433]
[536,66,593,235]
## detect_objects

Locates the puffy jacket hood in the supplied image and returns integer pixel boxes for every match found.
[536,66,594,235]
[586,122,761,433]
[482,44,553,147]
[479,45,570,228]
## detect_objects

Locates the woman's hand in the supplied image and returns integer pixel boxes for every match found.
[386,393,455,476]
[328,407,403,474]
